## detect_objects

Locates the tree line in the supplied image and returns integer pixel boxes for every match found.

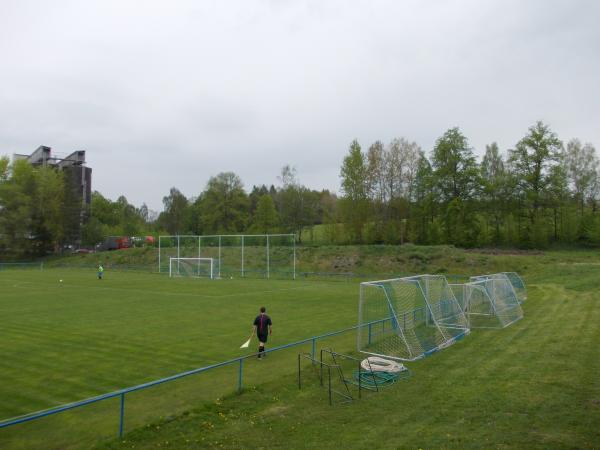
[1,120,599,256]
[338,121,600,248]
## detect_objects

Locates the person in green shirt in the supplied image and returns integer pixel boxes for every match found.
[98,264,104,280]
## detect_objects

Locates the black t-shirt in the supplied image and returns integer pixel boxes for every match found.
[253,314,272,336]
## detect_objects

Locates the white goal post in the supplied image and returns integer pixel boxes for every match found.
[159,234,296,279]
[169,257,215,279]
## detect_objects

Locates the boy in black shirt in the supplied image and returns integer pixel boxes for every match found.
[252,306,272,359]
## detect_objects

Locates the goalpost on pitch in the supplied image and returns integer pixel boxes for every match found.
[158,234,296,279]
[169,257,215,279]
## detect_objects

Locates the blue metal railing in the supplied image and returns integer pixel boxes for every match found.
[0,317,390,440]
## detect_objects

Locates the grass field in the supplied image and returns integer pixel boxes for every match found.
[1,247,600,449]
[0,268,358,449]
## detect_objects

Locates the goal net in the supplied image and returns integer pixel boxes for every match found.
[358,275,469,361]
[501,272,527,303]
[464,274,523,328]
[169,258,215,279]
[159,234,296,279]
[470,272,526,304]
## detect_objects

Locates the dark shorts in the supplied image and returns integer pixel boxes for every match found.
[257,333,268,344]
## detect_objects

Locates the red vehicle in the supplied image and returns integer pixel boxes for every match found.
[103,236,131,250]
[116,237,131,249]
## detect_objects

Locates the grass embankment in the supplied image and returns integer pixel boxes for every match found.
[44,247,157,270]
[46,243,547,278]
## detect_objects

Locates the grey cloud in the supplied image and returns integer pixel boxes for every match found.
[1,0,599,209]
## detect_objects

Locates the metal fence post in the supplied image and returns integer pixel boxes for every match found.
[311,338,316,360]
[297,354,301,389]
[119,393,125,438]
[358,361,362,399]
[238,359,243,393]
[266,235,270,279]
[177,236,180,274]
[327,367,332,406]
[368,323,372,345]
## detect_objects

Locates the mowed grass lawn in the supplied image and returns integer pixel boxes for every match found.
[1,252,600,449]
[0,269,358,449]
[100,281,600,449]
[96,258,600,450]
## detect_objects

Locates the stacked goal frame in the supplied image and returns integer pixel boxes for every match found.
[358,275,469,362]
[159,234,296,279]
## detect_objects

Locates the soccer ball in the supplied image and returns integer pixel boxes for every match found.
[59,279,63,283]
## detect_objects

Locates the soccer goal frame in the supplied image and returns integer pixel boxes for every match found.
[465,273,524,328]
[358,275,469,362]
[169,257,215,279]
[159,234,296,279]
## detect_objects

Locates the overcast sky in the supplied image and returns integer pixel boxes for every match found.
[2,0,599,211]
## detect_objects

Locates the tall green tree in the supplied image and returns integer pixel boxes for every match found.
[160,187,191,234]
[480,142,510,244]
[564,139,598,215]
[410,154,435,243]
[0,160,35,255]
[545,163,568,243]
[431,128,480,244]
[431,128,480,202]
[339,140,370,242]
[199,172,248,233]
[509,121,563,222]
[276,165,319,242]
[0,156,9,181]
[34,166,65,252]
[251,194,279,233]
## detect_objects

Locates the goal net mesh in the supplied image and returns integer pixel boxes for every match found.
[169,258,215,279]
[159,235,295,279]
[358,275,469,361]
[465,274,523,328]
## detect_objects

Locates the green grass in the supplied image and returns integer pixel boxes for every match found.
[1,247,600,449]
[0,269,357,449]
[99,281,600,450]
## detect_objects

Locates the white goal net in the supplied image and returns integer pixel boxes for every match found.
[358,275,469,361]
[159,234,296,279]
[169,257,215,279]
[464,273,524,328]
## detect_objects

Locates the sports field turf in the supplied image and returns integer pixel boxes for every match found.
[0,268,358,449]
[1,249,600,449]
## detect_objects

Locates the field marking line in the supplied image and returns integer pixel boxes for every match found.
[0,278,319,300]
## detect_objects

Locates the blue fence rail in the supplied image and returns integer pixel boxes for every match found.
[0,318,390,441]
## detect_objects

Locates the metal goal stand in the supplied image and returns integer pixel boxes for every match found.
[297,353,353,406]
[297,347,412,406]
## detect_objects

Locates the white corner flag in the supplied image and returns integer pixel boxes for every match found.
[240,337,251,349]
